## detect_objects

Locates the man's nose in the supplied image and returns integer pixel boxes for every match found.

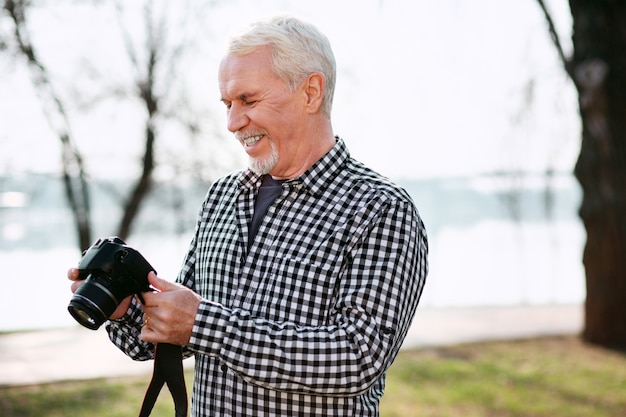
[227,103,249,132]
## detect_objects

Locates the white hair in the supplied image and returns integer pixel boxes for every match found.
[226,15,337,118]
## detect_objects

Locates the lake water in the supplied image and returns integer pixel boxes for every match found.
[0,172,585,332]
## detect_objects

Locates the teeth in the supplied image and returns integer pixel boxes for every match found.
[243,135,263,146]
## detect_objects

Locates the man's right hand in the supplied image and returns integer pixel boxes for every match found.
[67,267,133,320]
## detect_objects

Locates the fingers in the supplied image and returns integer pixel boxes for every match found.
[139,285,201,345]
[70,280,83,293]
[141,321,158,343]
[68,268,82,294]
[147,271,181,292]
[140,312,162,343]
[110,297,133,320]
[140,310,192,346]
[67,267,80,281]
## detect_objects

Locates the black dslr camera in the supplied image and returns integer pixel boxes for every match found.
[68,237,156,330]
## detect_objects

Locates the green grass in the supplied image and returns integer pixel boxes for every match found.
[1,336,624,417]
[381,336,626,417]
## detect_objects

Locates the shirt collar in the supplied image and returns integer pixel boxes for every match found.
[237,137,350,196]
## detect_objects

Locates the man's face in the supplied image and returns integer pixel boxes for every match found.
[218,46,308,178]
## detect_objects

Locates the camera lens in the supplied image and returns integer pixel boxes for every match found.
[68,304,99,329]
[68,274,121,330]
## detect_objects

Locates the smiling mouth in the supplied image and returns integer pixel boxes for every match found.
[241,134,264,147]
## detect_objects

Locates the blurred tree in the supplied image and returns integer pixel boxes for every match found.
[537,0,626,349]
[1,0,224,249]
[2,0,92,250]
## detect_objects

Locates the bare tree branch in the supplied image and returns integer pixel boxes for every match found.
[535,0,573,78]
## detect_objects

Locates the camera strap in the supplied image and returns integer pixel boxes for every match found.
[138,342,188,417]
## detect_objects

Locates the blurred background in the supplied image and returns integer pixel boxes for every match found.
[0,0,583,332]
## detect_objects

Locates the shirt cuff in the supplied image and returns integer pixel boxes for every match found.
[188,299,229,356]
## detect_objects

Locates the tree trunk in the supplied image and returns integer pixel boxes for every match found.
[115,31,160,239]
[4,0,92,250]
[116,117,155,239]
[570,0,626,349]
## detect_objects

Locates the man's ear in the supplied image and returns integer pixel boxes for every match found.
[303,72,325,113]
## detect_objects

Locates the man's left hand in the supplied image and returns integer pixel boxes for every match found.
[140,272,202,346]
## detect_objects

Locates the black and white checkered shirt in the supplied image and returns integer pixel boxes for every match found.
[107,138,428,416]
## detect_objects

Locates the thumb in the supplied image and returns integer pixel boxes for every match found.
[147,271,179,292]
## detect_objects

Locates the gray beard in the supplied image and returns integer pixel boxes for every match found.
[249,140,279,175]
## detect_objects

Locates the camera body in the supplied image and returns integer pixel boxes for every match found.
[68,237,156,330]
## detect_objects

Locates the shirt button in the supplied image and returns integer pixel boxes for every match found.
[220,364,228,373]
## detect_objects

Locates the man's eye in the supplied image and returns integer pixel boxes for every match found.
[244,100,257,106]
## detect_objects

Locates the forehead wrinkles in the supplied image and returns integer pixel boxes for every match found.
[219,48,281,98]
[218,63,253,99]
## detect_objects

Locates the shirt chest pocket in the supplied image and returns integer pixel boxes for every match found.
[246,256,339,326]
